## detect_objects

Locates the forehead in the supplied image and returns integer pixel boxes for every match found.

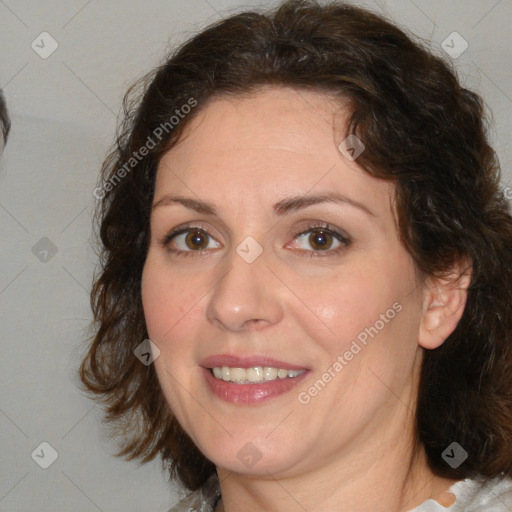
[154,86,393,216]
[169,87,344,162]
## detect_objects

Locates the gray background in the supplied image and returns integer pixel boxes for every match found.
[0,0,511,511]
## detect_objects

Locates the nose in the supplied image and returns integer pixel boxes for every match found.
[205,245,284,332]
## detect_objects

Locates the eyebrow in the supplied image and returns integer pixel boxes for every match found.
[152,192,375,217]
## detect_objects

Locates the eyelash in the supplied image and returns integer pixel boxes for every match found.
[160,223,351,258]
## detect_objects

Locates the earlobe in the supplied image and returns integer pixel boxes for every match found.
[418,262,472,350]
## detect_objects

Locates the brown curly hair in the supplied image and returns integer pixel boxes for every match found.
[79,0,512,491]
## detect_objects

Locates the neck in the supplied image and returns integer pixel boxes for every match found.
[216,442,447,512]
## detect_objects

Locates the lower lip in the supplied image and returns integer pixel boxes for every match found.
[203,368,309,405]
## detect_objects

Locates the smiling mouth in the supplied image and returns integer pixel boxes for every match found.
[210,366,306,384]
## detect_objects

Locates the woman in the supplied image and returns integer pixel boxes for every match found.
[79,1,512,510]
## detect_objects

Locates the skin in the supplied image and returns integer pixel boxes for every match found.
[141,86,468,512]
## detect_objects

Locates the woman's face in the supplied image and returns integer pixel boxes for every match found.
[142,86,426,477]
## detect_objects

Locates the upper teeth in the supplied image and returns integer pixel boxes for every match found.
[212,366,305,384]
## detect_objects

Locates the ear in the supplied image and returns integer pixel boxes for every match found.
[418,259,472,350]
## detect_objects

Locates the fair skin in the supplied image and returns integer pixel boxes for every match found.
[141,86,468,512]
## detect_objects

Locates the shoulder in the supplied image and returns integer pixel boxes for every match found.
[165,473,512,512]
[451,475,512,511]
[407,475,512,512]
[166,474,221,512]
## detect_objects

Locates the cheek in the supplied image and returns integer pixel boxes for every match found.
[141,263,173,340]
[293,254,416,356]
[141,257,203,404]
[141,253,203,342]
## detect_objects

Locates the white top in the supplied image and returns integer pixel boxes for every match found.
[167,473,512,512]
[409,475,512,511]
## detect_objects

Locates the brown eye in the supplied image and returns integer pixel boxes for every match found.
[290,225,350,255]
[163,227,221,255]
[308,229,334,250]
[185,230,209,250]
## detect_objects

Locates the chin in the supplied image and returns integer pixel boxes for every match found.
[191,428,305,476]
